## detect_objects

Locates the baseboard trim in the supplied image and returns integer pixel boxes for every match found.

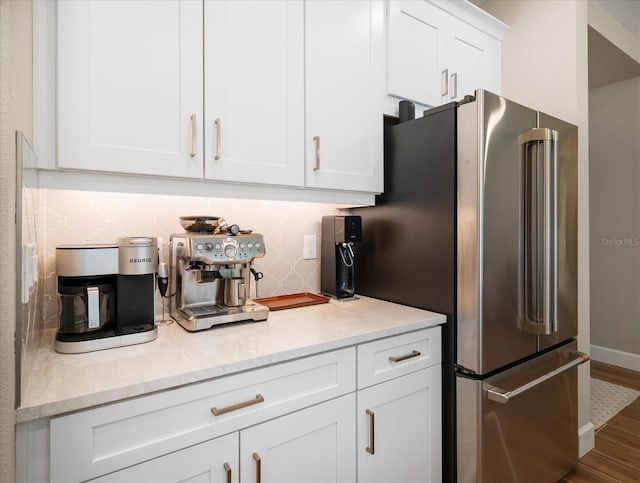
[579,422,595,457]
[590,345,640,371]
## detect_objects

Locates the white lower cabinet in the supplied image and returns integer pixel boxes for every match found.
[356,327,442,483]
[357,366,442,483]
[240,394,356,483]
[92,394,356,483]
[92,432,239,483]
[19,328,443,482]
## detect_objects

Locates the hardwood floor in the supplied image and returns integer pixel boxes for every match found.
[561,361,640,482]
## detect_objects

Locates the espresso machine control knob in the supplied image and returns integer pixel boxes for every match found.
[224,244,238,258]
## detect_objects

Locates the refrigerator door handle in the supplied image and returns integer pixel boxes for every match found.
[518,127,559,336]
[486,350,588,404]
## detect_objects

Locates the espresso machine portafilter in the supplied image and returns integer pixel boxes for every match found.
[321,216,362,299]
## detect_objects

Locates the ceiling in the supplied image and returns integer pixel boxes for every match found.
[598,0,640,37]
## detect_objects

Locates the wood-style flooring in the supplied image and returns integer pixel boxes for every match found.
[561,361,640,482]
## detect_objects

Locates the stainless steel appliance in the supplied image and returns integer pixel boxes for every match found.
[321,215,362,299]
[354,90,588,482]
[55,237,158,353]
[170,217,268,331]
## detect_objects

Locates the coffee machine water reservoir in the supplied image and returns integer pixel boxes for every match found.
[55,237,158,353]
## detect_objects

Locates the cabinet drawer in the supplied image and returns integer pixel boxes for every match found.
[357,327,441,389]
[50,347,355,482]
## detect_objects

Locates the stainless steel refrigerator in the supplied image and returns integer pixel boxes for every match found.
[354,90,588,482]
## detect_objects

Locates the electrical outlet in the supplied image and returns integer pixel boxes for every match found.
[303,234,317,260]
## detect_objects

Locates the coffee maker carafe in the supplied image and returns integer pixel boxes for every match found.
[170,216,269,331]
[321,216,362,299]
[55,237,158,353]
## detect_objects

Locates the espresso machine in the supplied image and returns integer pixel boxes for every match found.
[55,237,158,353]
[170,216,268,331]
[321,215,362,299]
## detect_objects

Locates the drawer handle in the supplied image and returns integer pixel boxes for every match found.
[253,452,261,483]
[388,350,421,363]
[366,409,375,455]
[224,462,232,483]
[211,394,264,416]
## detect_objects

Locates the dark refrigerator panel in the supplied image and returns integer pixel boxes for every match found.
[356,107,457,316]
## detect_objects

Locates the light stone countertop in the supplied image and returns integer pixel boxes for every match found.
[17,296,445,423]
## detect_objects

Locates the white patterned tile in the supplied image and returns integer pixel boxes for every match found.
[36,189,340,329]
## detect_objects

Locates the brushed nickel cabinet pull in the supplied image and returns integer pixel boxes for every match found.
[441,69,449,96]
[253,452,261,483]
[313,136,320,171]
[190,113,197,158]
[223,462,232,483]
[210,394,264,416]
[388,350,421,363]
[451,72,458,99]
[214,118,221,160]
[366,409,375,454]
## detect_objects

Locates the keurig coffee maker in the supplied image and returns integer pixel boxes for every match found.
[321,215,362,299]
[55,237,158,353]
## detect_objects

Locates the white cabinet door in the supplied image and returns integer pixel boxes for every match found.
[240,394,356,483]
[444,21,501,102]
[305,0,384,193]
[91,433,239,483]
[387,0,448,107]
[357,366,442,483]
[58,0,203,178]
[204,1,304,186]
[386,0,505,109]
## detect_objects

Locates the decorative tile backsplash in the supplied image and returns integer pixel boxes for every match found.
[39,189,341,328]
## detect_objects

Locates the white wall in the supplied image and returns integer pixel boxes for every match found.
[589,76,640,370]
[0,0,32,480]
[481,0,592,453]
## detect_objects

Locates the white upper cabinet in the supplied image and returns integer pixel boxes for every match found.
[305,0,384,193]
[204,1,305,187]
[443,12,502,102]
[58,0,204,178]
[387,0,508,109]
[387,1,448,108]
